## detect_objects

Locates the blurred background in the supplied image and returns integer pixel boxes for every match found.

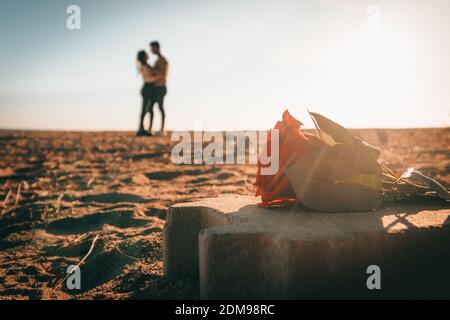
[0,0,449,131]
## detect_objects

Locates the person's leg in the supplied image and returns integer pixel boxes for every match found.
[148,100,156,133]
[157,87,167,132]
[158,99,165,132]
[138,97,149,134]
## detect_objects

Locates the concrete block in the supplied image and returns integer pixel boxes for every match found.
[163,194,450,299]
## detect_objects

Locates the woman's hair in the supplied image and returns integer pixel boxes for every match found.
[136,50,148,66]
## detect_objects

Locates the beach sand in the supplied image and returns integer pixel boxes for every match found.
[0,128,449,299]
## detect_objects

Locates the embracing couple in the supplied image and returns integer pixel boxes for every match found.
[136,41,169,136]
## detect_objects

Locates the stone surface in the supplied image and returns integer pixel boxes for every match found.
[163,194,450,299]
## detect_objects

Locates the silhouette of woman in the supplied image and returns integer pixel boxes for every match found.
[136,50,159,136]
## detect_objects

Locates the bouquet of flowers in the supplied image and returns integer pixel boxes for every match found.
[255,110,449,211]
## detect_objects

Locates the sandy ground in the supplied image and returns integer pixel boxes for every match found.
[0,128,449,300]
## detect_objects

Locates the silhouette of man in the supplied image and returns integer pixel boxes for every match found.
[148,41,169,134]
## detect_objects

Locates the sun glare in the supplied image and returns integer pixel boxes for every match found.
[348,30,414,89]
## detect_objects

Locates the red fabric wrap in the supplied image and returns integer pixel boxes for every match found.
[254,110,312,207]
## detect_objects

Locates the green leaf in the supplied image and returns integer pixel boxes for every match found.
[309,111,380,159]
[284,144,383,212]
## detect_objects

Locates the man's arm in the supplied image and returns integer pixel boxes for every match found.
[162,59,169,79]
[157,58,168,83]
[144,65,160,83]
[152,56,168,85]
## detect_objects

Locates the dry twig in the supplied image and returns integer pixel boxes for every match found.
[55,193,64,215]
[55,234,100,289]
[15,182,22,206]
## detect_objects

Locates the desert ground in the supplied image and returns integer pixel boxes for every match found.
[0,128,449,300]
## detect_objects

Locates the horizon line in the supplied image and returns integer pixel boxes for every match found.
[0,126,449,133]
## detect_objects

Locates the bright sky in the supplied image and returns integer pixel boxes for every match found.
[0,0,449,130]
